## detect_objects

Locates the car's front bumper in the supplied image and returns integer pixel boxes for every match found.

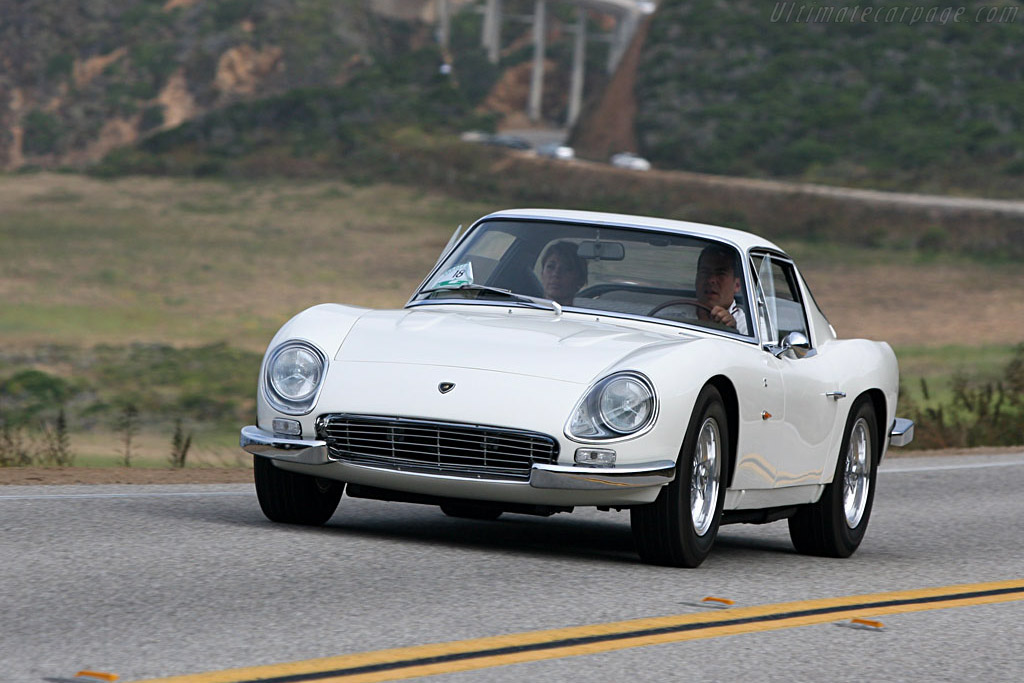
[889,418,915,447]
[240,425,675,491]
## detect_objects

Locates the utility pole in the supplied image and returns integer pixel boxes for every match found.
[437,0,451,52]
[528,0,547,122]
[481,0,503,64]
[567,6,586,127]
[607,8,639,74]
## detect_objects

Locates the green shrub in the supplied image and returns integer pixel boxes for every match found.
[22,110,64,156]
[904,343,1024,449]
[45,53,74,81]
[0,370,72,426]
[130,41,179,88]
[139,105,165,133]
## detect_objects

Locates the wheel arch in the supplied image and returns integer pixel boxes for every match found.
[706,374,739,488]
[857,388,887,465]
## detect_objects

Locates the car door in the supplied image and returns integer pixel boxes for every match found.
[750,253,841,487]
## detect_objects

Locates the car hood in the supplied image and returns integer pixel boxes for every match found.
[334,306,689,384]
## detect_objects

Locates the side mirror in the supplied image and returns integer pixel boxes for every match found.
[770,331,811,358]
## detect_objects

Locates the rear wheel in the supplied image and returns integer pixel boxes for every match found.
[631,385,729,567]
[788,398,878,557]
[254,455,343,525]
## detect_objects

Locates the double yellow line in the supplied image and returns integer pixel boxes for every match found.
[142,579,1024,683]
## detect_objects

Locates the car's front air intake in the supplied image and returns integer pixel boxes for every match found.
[316,414,559,481]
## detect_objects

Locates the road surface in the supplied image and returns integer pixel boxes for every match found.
[2,452,1022,682]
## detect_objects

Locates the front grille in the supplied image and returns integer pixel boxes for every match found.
[317,414,559,481]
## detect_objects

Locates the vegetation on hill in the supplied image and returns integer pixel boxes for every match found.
[2,0,615,169]
[634,0,1024,194]
[0,0,436,165]
[93,43,493,177]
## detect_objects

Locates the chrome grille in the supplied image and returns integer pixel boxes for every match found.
[316,414,559,481]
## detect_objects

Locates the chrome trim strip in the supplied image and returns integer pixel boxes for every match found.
[889,418,915,447]
[530,460,676,490]
[240,425,330,464]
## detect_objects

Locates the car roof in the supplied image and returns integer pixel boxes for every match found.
[478,208,787,255]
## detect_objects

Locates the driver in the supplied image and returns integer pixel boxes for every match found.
[540,241,588,306]
[694,244,748,334]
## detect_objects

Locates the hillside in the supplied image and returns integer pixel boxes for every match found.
[0,0,616,170]
[623,0,1024,194]
[4,0,1023,197]
[0,0,479,168]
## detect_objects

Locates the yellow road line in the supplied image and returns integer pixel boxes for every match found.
[139,579,1024,683]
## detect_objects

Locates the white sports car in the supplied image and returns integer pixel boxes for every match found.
[241,209,914,567]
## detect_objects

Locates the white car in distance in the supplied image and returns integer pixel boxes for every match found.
[537,143,575,160]
[610,152,652,171]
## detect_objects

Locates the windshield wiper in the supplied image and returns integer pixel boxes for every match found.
[417,283,562,315]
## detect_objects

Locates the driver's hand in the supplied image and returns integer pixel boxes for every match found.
[709,305,737,328]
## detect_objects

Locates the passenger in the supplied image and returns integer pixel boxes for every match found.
[540,241,588,306]
[695,244,748,334]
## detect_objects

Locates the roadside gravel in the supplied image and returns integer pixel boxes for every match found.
[0,467,253,486]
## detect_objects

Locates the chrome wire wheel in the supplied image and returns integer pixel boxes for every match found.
[843,417,872,529]
[690,417,722,536]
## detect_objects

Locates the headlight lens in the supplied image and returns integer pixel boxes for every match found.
[567,372,656,440]
[264,341,326,415]
[599,377,654,433]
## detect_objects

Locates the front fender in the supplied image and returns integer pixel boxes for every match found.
[819,338,900,477]
[257,304,371,432]
[265,303,371,359]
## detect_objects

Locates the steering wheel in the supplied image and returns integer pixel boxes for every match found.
[648,298,713,317]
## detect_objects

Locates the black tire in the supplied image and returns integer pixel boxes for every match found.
[440,502,504,520]
[254,455,343,526]
[631,385,730,568]
[788,398,878,557]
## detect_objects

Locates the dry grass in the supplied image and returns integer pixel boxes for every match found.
[0,173,493,351]
[798,257,1024,349]
[3,172,1020,353]
[71,429,249,469]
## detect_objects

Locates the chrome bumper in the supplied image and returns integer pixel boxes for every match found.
[240,425,675,491]
[529,461,675,489]
[889,418,915,447]
[240,425,330,465]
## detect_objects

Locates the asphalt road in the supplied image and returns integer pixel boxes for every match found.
[2,452,1022,683]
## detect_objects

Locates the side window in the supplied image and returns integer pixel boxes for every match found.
[750,254,810,346]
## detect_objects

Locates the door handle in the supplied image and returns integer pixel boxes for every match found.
[825,391,847,401]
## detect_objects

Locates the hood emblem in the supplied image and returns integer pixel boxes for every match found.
[438,382,456,394]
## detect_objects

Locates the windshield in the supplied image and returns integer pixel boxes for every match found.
[413,219,753,337]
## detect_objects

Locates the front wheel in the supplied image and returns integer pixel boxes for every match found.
[254,455,343,526]
[788,398,878,557]
[631,385,729,567]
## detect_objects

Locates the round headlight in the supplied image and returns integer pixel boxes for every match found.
[270,346,321,400]
[265,341,326,414]
[598,376,654,434]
